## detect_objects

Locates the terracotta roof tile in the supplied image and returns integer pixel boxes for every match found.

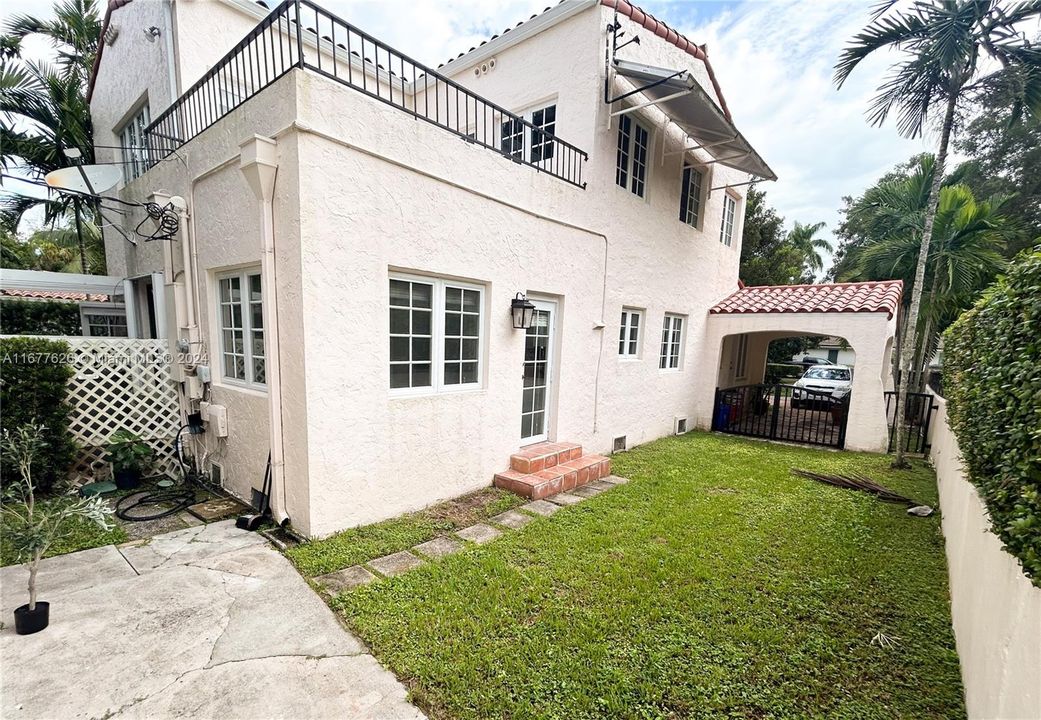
[709,281,903,319]
[1,289,109,302]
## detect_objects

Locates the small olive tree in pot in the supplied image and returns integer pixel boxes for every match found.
[2,425,114,635]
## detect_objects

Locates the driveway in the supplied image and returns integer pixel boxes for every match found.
[0,521,424,719]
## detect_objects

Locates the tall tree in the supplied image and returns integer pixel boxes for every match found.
[739,186,804,286]
[0,0,101,272]
[787,221,832,277]
[834,0,1041,468]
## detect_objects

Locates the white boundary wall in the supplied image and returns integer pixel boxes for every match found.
[928,392,1041,719]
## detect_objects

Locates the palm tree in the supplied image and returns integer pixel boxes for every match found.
[1,0,100,272]
[852,183,1009,387]
[787,221,832,277]
[834,0,1041,468]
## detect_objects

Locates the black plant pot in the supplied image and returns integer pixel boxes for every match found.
[114,468,141,490]
[14,601,49,635]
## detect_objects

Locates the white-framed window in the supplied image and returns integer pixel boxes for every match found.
[80,305,128,337]
[389,274,483,394]
[217,269,265,388]
[500,103,557,164]
[679,163,704,227]
[733,333,749,379]
[500,117,524,160]
[720,193,737,246]
[659,314,684,370]
[530,104,556,163]
[118,102,150,182]
[616,114,650,197]
[618,308,642,358]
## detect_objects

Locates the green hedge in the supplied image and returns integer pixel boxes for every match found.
[0,336,77,493]
[0,298,81,336]
[943,248,1041,585]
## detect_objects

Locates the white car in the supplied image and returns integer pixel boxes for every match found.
[791,365,853,409]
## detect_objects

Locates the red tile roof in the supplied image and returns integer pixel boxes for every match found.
[710,281,903,319]
[1,289,110,302]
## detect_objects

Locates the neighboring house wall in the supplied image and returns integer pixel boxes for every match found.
[927,392,1041,719]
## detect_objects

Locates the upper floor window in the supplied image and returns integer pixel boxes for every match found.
[500,104,557,164]
[720,193,737,246]
[616,115,649,197]
[119,103,150,183]
[659,314,684,370]
[390,274,483,394]
[530,105,556,163]
[618,308,642,358]
[679,164,704,227]
[217,269,265,388]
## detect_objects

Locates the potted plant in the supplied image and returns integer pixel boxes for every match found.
[105,430,153,490]
[2,424,113,635]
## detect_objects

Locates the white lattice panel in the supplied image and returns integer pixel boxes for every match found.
[63,339,181,480]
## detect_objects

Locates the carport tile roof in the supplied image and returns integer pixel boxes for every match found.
[710,280,903,319]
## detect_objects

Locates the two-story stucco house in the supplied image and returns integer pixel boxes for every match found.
[89,0,898,539]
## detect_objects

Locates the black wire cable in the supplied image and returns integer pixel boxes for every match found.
[114,424,198,522]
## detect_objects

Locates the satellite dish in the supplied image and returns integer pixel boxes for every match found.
[45,164,121,195]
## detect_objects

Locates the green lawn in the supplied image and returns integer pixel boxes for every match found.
[288,487,524,576]
[331,432,964,719]
[1,497,128,567]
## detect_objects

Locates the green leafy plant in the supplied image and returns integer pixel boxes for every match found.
[943,247,1041,585]
[1,424,113,610]
[0,336,77,493]
[104,429,153,474]
[0,298,82,335]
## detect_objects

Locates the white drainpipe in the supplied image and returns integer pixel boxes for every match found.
[239,135,288,525]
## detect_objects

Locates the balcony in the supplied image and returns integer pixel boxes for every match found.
[144,0,589,188]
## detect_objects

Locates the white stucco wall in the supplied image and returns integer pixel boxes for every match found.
[704,312,896,452]
[927,394,1041,719]
[94,0,764,535]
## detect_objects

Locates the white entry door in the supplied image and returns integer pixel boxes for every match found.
[520,299,556,443]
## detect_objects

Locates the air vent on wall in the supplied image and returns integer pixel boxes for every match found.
[674,417,688,435]
[613,435,627,453]
[473,57,497,77]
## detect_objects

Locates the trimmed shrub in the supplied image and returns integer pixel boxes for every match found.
[943,248,1041,585]
[0,337,77,493]
[0,298,81,336]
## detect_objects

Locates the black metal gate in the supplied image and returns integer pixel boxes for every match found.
[712,384,848,449]
[884,391,939,455]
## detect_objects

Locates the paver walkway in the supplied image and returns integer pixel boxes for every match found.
[315,476,630,595]
[0,521,424,720]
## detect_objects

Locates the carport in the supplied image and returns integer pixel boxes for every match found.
[702,280,902,452]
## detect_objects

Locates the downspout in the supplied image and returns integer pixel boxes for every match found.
[239,135,288,525]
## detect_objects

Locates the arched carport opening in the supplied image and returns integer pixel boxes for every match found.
[698,281,903,452]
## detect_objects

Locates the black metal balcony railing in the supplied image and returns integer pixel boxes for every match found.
[144,0,588,188]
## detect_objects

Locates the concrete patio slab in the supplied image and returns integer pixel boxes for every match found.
[455,523,502,545]
[546,492,584,505]
[490,510,534,529]
[519,499,561,516]
[586,479,617,491]
[413,536,464,559]
[0,520,424,720]
[571,485,605,498]
[368,551,424,577]
[1,545,135,616]
[316,565,378,595]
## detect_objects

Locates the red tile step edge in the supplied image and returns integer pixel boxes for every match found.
[495,448,611,500]
[509,441,583,473]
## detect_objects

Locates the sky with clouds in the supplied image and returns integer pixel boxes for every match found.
[2,0,937,272]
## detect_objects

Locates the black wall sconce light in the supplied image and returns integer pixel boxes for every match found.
[510,292,536,329]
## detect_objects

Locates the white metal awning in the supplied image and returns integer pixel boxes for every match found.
[612,60,777,182]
